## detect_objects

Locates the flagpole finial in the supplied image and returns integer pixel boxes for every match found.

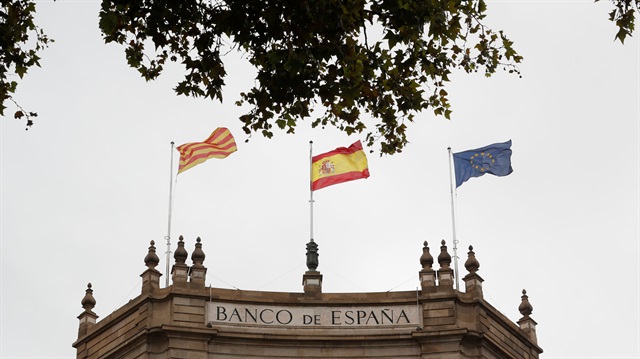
[171,141,174,145]
[309,140,313,144]
[447,147,451,150]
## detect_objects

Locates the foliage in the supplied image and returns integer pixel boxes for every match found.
[98,0,523,154]
[1,1,635,142]
[598,0,639,43]
[0,0,53,129]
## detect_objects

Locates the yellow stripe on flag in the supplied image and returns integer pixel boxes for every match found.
[311,140,370,191]
[176,128,237,174]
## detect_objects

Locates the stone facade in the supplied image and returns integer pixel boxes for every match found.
[73,238,542,359]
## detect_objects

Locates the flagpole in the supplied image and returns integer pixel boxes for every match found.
[165,141,175,287]
[447,147,460,291]
[309,140,314,243]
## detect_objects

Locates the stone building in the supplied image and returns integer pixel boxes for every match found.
[73,237,542,358]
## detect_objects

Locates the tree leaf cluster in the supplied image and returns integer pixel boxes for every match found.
[0,0,52,128]
[597,0,639,43]
[2,1,636,143]
[99,0,523,154]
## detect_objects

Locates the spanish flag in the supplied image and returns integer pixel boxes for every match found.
[311,140,370,191]
[177,128,237,174]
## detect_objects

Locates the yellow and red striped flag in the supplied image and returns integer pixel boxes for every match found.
[311,140,370,191]
[176,128,237,174]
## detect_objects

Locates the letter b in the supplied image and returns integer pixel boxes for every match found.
[216,306,227,321]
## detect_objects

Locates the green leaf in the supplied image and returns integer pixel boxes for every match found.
[99,12,119,36]
[478,0,487,13]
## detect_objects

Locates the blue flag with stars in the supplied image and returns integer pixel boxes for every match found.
[453,140,513,188]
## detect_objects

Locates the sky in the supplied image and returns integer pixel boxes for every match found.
[0,1,638,358]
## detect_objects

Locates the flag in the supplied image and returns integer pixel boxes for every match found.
[176,127,237,174]
[453,140,513,188]
[311,140,370,191]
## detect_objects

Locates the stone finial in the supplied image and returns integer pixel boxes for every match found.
[419,241,437,294]
[462,245,483,296]
[517,289,538,344]
[191,237,205,266]
[144,240,160,269]
[464,245,480,274]
[77,283,99,337]
[141,241,162,293]
[189,237,207,287]
[518,289,533,318]
[172,235,190,286]
[81,283,96,310]
[306,241,319,271]
[436,240,454,291]
[437,240,451,269]
[420,241,433,270]
[174,235,188,264]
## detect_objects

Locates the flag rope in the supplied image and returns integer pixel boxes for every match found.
[165,141,176,288]
[206,272,242,291]
[309,140,314,243]
[256,262,306,290]
[385,274,420,292]
[447,147,460,291]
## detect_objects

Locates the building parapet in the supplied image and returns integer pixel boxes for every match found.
[73,237,542,359]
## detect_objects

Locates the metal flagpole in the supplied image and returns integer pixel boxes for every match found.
[309,141,314,243]
[165,141,175,287]
[447,147,460,291]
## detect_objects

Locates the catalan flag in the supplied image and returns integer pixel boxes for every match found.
[311,140,370,191]
[453,140,513,187]
[176,128,237,174]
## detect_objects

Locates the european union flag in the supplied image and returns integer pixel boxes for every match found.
[453,140,513,188]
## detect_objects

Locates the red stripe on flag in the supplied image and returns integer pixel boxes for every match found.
[312,140,363,163]
[176,127,237,174]
[311,169,370,191]
[179,141,236,156]
[181,149,233,164]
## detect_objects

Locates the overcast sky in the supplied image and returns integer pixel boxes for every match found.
[1,1,638,358]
